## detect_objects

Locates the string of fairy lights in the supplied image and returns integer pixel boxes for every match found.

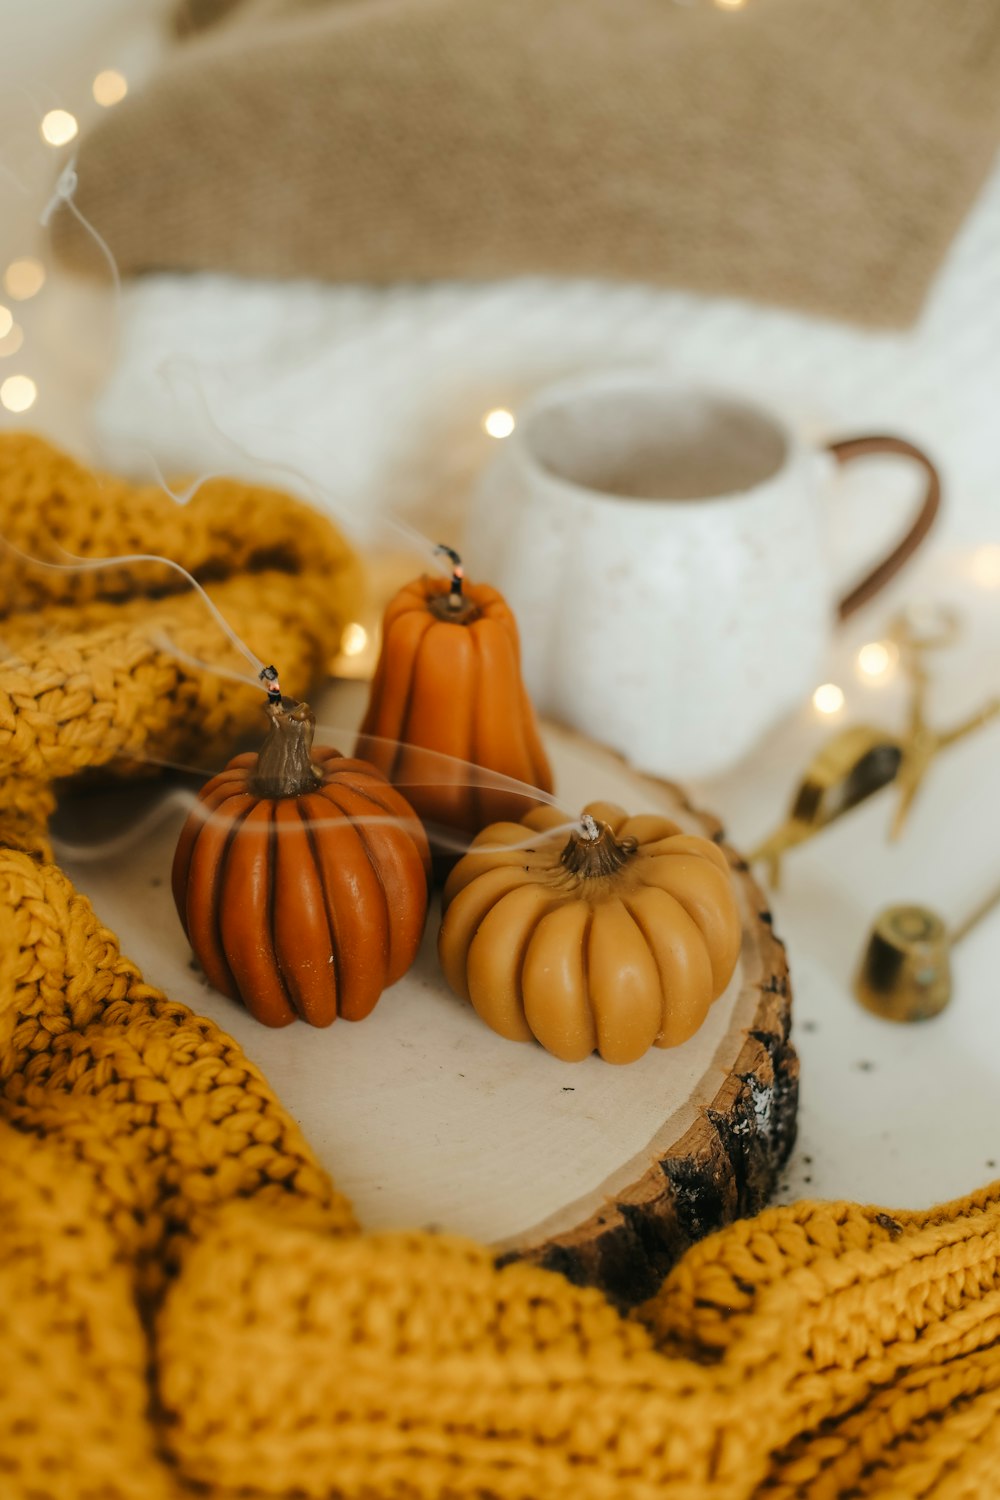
[0,68,128,418]
[810,543,1000,715]
[3,46,998,723]
[1,0,750,416]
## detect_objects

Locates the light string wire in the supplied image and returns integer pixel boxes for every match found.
[32,154,448,568]
[138,356,450,564]
[0,540,564,812]
[0,526,268,677]
[4,144,575,857]
[53,787,583,865]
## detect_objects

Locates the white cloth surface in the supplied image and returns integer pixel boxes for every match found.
[92,145,1000,565]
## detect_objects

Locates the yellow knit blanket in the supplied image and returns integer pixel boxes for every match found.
[1,433,998,1500]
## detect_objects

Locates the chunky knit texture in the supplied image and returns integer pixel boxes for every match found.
[0,433,361,856]
[54,0,1000,328]
[1,433,999,1498]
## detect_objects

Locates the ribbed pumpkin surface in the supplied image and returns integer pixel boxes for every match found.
[173,746,430,1027]
[357,575,553,838]
[440,800,741,1063]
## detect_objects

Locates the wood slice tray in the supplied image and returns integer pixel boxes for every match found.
[59,681,796,1308]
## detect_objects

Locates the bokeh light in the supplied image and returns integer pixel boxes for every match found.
[40,109,79,146]
[813,682,845,716]
[970,544,1000,589]
[857,640,898,680]
[483,408,515,439]
[1,375,38,413]
[4,259,45,301]
[93,70,128,107]
[0,324,24,358]
[340,622,369,657]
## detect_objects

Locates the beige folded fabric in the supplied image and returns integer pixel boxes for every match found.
[53,0,1000,327]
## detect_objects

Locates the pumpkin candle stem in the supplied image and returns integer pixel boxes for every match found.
[251,699,324,798]
[561,816,638,878]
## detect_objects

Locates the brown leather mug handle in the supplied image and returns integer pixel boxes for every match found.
[828,435,941,620]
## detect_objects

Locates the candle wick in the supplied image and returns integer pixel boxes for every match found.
[259,663,284,706]
[435,543,465,607]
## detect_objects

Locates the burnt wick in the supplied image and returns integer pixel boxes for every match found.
[435,543,465,610]
[259,663,283,706]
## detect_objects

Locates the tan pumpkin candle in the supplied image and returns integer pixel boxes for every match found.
[439,800,741,1064]
[357,550,553,840]
[172,698,430,1027]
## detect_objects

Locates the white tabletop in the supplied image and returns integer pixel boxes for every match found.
[695,549,1000,1211]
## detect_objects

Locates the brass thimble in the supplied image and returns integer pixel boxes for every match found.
[853,904,952,1023]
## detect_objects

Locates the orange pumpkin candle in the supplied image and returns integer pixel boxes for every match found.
[173,697,430,1027]
[439,801,741,1064]
[357,549,553,842]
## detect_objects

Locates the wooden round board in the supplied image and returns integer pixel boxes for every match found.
[58,681,796,1308]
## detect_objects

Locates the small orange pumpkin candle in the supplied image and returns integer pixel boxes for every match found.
[439,801,742,1064]
[357,548,553,841]
[173,696,430,1027]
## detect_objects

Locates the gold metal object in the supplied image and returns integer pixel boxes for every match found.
[854,905,951,1022]
[751,606,1000,884]
[854,879,1000,1022]
[887,606,1000,838]
[749,726,903,888]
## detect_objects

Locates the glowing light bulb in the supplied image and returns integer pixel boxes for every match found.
[40,110,78,147]
[483,408,515,439]
[0,323,24,358]
[340,622,368,657]
[813,682,845,716]
[970,544,1000,589]
[93,70,128,107]
[3,259,45,301]
[1,375,37,414]
[857,640,897,680]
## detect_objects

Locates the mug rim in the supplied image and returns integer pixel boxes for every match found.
[511,370,804,509]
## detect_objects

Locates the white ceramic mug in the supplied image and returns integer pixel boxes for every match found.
[464,374,939,780]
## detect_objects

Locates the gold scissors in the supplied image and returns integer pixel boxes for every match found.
[750,606,1000,885]
[750,725,903,888]
[887,606,1000,837]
